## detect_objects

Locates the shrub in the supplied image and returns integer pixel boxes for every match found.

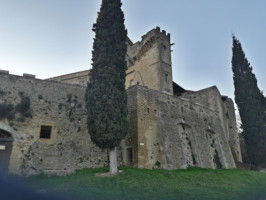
[38,94,43,99]
[0,103,14,119]
[155,161,161,167]
[15,96,30,113]
[16,117,25,122]
[18,91,24,97]
[7,112,15,120]
[67,94,72,103]
[23,111,32,118]
[58,103,63,110]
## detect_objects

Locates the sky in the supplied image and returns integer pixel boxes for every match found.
[0,0,266,101]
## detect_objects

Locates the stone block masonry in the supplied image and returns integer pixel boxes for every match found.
[0,72,240,175]
[0,73,107,175]
[124,85,239,170]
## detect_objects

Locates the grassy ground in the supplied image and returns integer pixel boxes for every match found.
[24,166,266,200]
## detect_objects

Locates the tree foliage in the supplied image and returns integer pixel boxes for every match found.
[86,0,128,150]
[232,35,266,166]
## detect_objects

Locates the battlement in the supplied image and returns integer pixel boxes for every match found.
[0,70,86,88]
[141,26,171,42]
[0,70,37,79]
[0,70,9,74]
[23,73,36,79]
[126,27,174,95]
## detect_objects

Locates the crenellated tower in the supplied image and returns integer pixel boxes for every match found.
[126,27,174,95]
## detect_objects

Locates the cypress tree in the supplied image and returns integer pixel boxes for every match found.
[86,0,128,174]
[232,35,266,167]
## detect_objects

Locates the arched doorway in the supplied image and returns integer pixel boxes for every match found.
[0,129,14,174]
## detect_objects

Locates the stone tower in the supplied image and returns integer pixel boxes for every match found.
[125,27,174,95]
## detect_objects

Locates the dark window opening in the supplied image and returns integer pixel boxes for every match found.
[0,129,12,139]
[40,126,52,139]
[126,148,133,165]
[0,129,13,142]
[165,73,169,83]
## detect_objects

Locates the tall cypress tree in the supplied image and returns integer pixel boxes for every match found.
[86,0,128,174]
[232,35,266,167]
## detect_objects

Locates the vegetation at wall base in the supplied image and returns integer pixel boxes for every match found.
[231,35,266,167]
[24,166,266,200]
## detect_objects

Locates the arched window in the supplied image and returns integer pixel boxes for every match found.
[0,129,13,141]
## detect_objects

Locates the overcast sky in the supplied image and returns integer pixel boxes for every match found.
[0,0,265,101]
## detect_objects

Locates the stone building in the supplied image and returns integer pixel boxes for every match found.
[0,27,242,175]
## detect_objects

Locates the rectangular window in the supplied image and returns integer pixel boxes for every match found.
[165,73,169,83]
[130,80,134,86]
[40,126,52,139]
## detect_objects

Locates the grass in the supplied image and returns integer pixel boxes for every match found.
[24,166,266,200]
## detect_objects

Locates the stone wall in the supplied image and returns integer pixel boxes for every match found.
[126,27,173,95]
[0,73,107,175]
[181,87,242,163]
[0,72,240,174]
[223,98,242,162]
[48,70,90,87]
[124,85,238,169]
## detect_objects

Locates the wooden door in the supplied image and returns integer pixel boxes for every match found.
[0,129,13,174]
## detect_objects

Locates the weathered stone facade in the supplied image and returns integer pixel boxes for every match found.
[0,27,242,175]
[123,85,241,170]
[0,73,107,175]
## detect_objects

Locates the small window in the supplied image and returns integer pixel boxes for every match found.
[40,126,52,139]
[130,80,134,86]
[165,73,169,83]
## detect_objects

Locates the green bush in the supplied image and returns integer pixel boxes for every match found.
[67,94,72,103]
[15,96,30,113]
[23,111,32,118]
[16,117,25,122]
[7,112,15,120]
[58,103,63,110]
[0,103,14,119]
